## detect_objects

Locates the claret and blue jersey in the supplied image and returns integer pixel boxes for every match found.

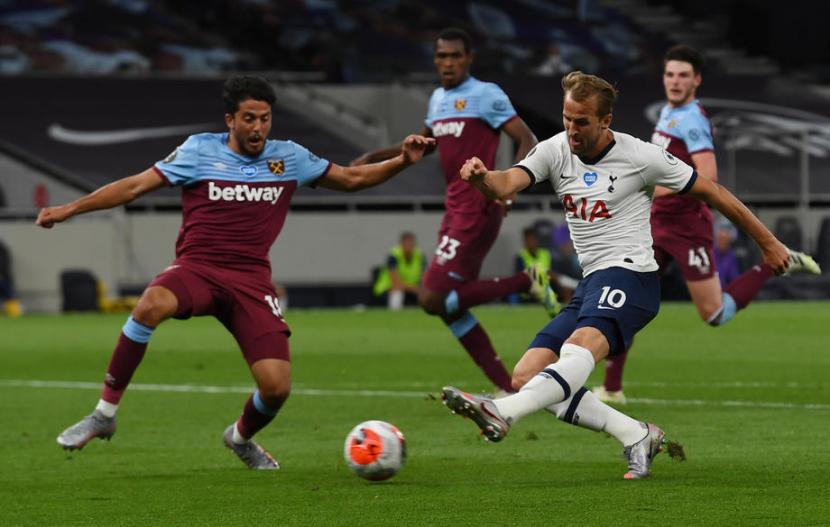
[153,132,330,274]
[650,99,714,219]
[651,99,714,165]
[425,76,517,213]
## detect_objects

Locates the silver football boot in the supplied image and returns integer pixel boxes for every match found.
[223,425,280,470]
[441,386,510,442]
[56,410,116,450]
[623,422,666,479]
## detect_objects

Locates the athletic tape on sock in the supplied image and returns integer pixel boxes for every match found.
[707,293,737,326]
[721,293,737,323]
[253,390,279,417]
[122,316,154,344]
[448,312,477,338]
[444,290,460,315]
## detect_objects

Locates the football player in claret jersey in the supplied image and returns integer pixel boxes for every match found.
[36,76,434,469]
[352,28,557,395]
[595,45,821,404]
[441,71,793,479]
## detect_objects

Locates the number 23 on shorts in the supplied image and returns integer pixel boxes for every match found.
[435,235,461,260]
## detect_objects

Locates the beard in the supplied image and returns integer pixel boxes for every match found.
[235,131,264,157]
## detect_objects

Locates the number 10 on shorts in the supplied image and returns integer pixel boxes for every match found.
[598,286,626,309]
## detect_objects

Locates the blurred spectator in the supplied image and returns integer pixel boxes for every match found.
[714,219,740,288]
[508,227,552,304]
[0,239,21,317]
[532,44,572,76]
[0,0,645,78]
[515,227,552,274]
[372,231,424,310]
[41,39,150,74]
[550,223,581,302]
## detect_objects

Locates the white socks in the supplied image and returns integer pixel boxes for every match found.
[232,423,248,444]
[546,389,646,446]
[95,399,118,418]
[494,343,595,423]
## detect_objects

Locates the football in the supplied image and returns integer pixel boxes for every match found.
[343,420,406,481]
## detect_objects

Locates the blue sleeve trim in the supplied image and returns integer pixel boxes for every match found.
[679,170,698,195]
[307,161,333,189]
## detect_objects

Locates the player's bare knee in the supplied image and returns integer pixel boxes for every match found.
[417,290,443,316]
[258,380,290,406]
[132,288,176,327]
[511,372,532,391]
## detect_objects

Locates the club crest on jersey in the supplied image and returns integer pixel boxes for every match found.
[240,165,258,177]
[583,172,598,186]
[454,98,467,111]
[268,159,285,175]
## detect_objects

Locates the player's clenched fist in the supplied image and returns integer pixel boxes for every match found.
[35,206,71,229]
[401,135,436,165]
[460,157,488,182]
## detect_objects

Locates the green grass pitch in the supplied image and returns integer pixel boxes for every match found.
[1,302,828,526]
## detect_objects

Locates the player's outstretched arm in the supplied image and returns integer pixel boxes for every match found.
[350,127,436,166]
[35,168,165,229]
[320,135,435,192]
[688,176,789,274]
[460,157,531,201]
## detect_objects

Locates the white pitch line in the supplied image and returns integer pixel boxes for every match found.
[0,379,829,411]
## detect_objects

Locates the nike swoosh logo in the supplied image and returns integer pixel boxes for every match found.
[47,123,216,145]
[597,306,616,310]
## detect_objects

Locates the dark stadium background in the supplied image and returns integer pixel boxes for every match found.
[1,0,829,310]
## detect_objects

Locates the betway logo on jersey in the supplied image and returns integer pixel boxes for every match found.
[432,121,466,138]
[207,181,284,204]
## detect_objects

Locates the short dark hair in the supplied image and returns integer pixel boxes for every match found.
[664,44,704,74]
[436,27,473,54]
[400,231,416,241]
[522,227,537,238]
[223,75,276,114]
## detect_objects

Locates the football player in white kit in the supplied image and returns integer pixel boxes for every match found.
[441,71,791,479]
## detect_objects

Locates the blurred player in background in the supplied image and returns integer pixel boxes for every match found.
[36,75,434,469]
[442,71,794,479]
[353,28,558,394]
[595,45,821,404]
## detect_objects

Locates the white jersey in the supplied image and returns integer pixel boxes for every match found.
[517,130,696,276]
